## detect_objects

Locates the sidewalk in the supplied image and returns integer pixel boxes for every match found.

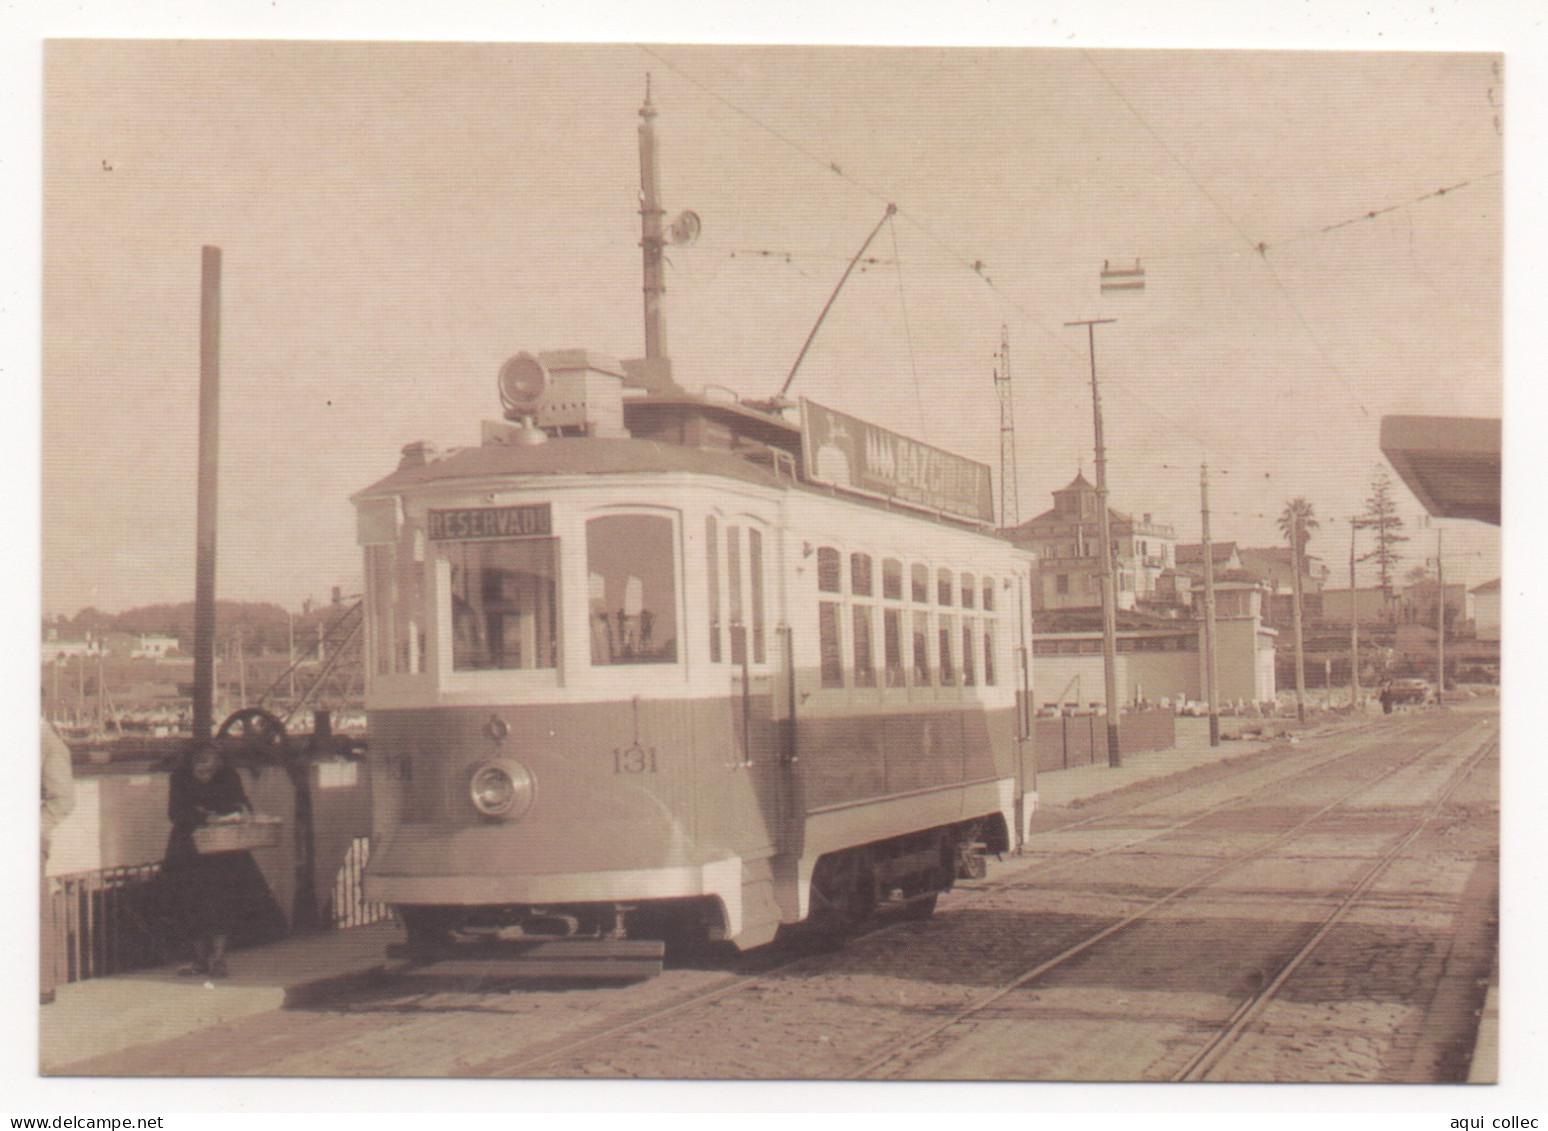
[40,918,401,1073]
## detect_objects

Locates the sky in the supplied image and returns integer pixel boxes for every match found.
[36,37,1507,618]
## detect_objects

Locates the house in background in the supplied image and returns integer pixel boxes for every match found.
[1235,546,1328,630]
[1003,472,1177,613]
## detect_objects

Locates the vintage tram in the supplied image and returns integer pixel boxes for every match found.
[353,91,1037,973]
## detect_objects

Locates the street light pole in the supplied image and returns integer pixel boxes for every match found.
[1067,317,1121,768]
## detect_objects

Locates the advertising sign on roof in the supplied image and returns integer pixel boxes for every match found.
[800,399,995,524]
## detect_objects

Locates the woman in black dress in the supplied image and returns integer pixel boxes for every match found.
[163,741,266,976]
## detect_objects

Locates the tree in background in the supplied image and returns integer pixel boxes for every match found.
[1356,465,1408,599]
[1278,497,1319,724]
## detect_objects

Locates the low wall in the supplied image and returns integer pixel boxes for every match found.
[1034,707,1175,773]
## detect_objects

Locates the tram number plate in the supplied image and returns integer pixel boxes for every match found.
[614,744,658,774]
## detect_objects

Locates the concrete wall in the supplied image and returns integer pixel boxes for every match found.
[49,761,373,930]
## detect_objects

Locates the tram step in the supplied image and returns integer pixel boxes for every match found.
[385,937,666,982]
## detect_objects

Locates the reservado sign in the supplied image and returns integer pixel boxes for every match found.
[427,503,552,541]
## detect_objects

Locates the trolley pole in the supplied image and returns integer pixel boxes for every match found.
[192,245,222,740]
[1067,318,1121,768]
[1200,464,1221,747]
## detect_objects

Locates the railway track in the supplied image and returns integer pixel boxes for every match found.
[853,720,1496,1080]
[451,713,1495,1079]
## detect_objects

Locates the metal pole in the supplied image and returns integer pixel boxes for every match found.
[638,77,669,362]
[1436,527,1445,705]
[1067,317,1121,767]
[192,246,222,739]
[1200,464,1221,747]
[1349,518,1361,711]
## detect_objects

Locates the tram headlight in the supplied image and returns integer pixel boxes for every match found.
[469,759,534,820]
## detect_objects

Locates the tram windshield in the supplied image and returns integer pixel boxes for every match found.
[587,514,678,665]
[440,538,559,671]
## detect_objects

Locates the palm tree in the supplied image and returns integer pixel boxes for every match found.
[1278,498,1319,723]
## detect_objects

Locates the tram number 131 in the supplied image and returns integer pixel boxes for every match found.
[613,744,659,774]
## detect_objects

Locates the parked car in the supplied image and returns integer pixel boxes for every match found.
[1386,678,1432,705]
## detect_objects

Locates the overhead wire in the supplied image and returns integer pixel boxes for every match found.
[638,44,1489,548]
[636,43,1083,360]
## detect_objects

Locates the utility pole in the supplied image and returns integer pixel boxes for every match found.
[192,245,222,739]
[995,324,1021,528]
[1436,527,1446,705]
[1200,464,1221,746]
[1067,317,1121,767]
[1349,518,1361,711]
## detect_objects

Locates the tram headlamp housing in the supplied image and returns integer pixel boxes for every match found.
[469,759,535,820]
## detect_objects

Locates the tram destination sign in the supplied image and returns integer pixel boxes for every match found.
[800,399,995,524]
[428,503,552,541]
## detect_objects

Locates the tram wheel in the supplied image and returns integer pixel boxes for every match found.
[808,847,878,943]
[898,892,939,921]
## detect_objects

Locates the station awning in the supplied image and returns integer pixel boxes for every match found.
[1380,415,1500,526]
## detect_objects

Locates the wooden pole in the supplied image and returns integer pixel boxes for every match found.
[1067,318,1121,767]
[192,246,221,739]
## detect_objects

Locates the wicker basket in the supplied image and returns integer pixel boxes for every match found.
[193,814,283,854]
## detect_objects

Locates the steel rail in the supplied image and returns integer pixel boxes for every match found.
[849,718,1496,1081]
[1171,732,1498,1082]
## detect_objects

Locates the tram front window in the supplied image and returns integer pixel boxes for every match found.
[441,538,559,671]
[587,514,679,665]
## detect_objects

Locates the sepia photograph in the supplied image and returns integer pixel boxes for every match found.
[13,10,1536,1117]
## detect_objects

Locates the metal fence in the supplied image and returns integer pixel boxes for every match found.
[48,863,167,985]
[328,835,393,930]
[45,836,391,986]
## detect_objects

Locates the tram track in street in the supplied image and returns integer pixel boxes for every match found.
[455,713,1495,1078]
[849,718,1497,1081]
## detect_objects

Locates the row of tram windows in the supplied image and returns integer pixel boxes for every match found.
[815,548,999,692]
[365,513,679,675]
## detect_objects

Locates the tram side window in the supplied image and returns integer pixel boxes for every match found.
[749,527,766,665]
[706,516,722,663]
[938,613,957,686]
[883,606,904,687]
[819,601,844,688]
[911,610,932,686]
[983,619,997,686]
[587,514,678,665]
[817,546,842,594]
[442,537,558,671]
[883,558,903,601]
[911,563,930,604]
[961,572,976,609]
[982,575,996,612]
[728,526,745,664]
[962,618,977,686]
[852,604,876,687]
[938,568,954,607]
[367,543,426,677]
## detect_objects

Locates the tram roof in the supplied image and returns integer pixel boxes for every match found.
[352,435,787,500]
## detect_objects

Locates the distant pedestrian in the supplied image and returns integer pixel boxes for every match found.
[1379,682,1394,716]
[40,717,76,1005]
[162,741,273,977]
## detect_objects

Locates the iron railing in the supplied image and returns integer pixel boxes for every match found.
[45,836,391,986]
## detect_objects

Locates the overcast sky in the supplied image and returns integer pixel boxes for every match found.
[37,39,1505,616]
